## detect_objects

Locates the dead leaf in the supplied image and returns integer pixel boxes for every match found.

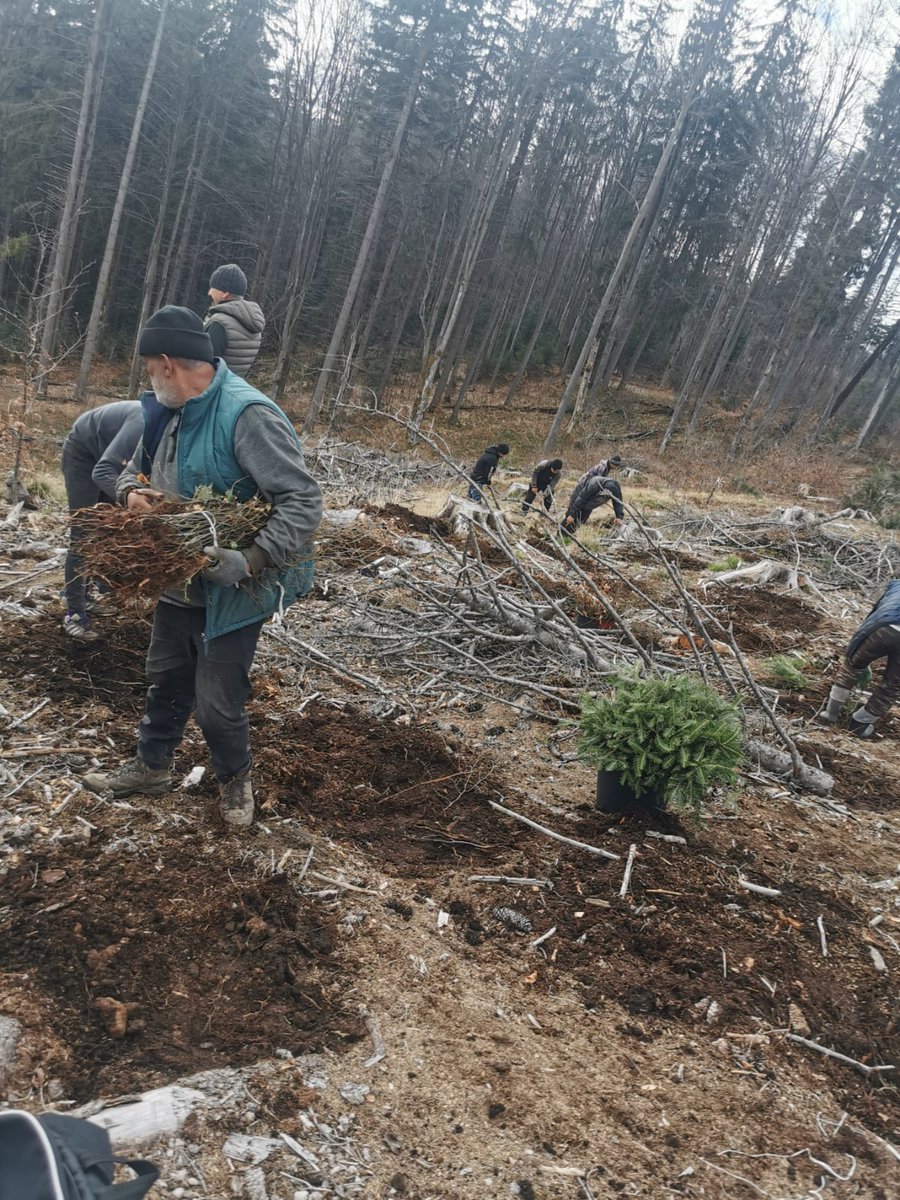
[41,869,66,884]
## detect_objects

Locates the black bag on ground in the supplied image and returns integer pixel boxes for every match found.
[0,1109,158,1199]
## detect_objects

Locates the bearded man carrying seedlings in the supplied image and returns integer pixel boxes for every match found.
[82,306,322,826]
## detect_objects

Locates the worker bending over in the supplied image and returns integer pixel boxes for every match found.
[820,579,900,738]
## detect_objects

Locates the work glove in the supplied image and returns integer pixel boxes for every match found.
[202,546,250,587]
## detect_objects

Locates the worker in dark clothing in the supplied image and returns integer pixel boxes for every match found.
[60,401,144,640]
[562,475,625,531]
[468,443,509,501]
[819,580,900,738]
[522,459,563,513]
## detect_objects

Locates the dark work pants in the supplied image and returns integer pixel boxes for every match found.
[522,485,553,513]
[834,625,900,720]
[61,439,104,615]
[138,601,263,781]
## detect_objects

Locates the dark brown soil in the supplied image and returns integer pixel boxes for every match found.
[701,584,825,651]
[797,737,896,809]
[448,806,900,1123]
[1,835,358,1100]
[249,702,521,874]
[0,614,151,711]
[366,502,451,537]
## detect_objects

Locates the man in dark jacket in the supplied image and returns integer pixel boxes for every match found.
[204,263,265,378]
[819,580,900,737]
[562,474,625,531]
[60,401,143,640]
[522,458,563,513]
[468,443,509,501]
[82,306,322,827]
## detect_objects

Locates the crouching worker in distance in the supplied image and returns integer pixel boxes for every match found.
[522,458,563,514]
[82,306,322,826]
[819,578,900,739]
[562,474,625,532]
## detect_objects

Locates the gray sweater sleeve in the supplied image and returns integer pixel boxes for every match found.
[116,440,145,501]
[92,412,144,499]
[232,405,322,566]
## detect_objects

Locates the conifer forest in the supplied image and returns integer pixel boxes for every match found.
[1,0,899,454]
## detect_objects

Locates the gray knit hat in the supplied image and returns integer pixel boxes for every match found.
[138,306,214,363]
[209,263,248,296]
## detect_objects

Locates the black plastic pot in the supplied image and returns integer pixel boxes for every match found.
[595,770,662,815]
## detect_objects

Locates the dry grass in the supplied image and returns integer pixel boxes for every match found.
[0,362,871,510]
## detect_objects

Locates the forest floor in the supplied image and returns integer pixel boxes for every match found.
[0,374,898,1199]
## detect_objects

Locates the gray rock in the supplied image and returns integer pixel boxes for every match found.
[0,1016,21,1083]
[339,1083,369,1106]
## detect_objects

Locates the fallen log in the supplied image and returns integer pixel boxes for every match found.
[746,738,833,796]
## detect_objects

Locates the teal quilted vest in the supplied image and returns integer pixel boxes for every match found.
[151,362,314,639]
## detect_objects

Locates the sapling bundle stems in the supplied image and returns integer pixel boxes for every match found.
[75,493,270,600]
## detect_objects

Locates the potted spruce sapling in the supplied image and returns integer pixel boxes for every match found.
[576,672,743,814]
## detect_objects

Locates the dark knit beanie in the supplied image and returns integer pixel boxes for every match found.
[497,443,510,455]
[209,263,248,296]
[138,306,214,363]
[609,454,623,466]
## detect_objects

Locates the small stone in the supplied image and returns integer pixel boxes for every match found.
[711,1037,731,1058]
[705,1000,722,1025]
[788,1003,811,1036]
[172,1190,185,1199]
[293,1192,310,1200]
[242,1109,257,1126]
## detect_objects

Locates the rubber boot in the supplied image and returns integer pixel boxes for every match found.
[848,707,877,739]
[818,685,850,725]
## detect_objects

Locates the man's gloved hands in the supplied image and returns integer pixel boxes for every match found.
[202,546,250,587]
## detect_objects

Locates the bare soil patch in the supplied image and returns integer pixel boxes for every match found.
[446,806,899,1125]
[365,502,451,537]
[1,835,357,1101]
[702,583,825,651]
[250,702,521,875]
[0,613,151,711]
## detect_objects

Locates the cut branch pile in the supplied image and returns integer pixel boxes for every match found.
[306,437,453,506]
[76,496,270,600]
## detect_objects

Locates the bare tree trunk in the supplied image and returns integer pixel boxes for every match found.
[127,113,184,399]
[304,10,435,434]
[540,0,736,455]
[377,257,427,400]
[34,0,109,396]
[75,0,169,400]
[855,357,900,448]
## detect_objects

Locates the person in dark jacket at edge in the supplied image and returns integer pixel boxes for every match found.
[468,443,509,501]
[522,458,563,513]
[562,474,625,531]
[60,401,144,641]
[819,579,900,738]
[82,306,322,828]
[204,263,265,378]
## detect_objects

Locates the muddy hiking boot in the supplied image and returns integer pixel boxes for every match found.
[82,756,173,798]
[219,770,254,827]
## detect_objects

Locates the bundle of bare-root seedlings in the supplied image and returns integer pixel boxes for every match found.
[75,493,270,600]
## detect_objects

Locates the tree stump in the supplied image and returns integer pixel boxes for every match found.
[437,495,513,539]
